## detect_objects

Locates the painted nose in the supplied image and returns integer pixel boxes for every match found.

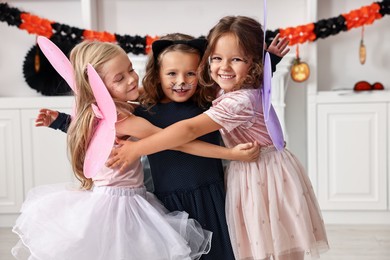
[177,75,185,86]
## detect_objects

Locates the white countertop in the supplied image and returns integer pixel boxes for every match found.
[0,96,73,109]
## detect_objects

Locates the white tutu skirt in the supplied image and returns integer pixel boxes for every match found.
[12,183,212,260]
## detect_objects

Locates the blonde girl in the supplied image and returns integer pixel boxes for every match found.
[13,40,222,260]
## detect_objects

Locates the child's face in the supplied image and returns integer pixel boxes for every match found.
[158,51,200,103]
[100,52,140,102]
[209,34,251,92]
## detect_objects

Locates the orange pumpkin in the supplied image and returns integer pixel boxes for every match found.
[291,58,310,82]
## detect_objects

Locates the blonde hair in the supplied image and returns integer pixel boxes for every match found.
[67,41,132,190]
[140,33,215,110]
[198,16,265,89]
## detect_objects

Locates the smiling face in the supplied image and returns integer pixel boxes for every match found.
[209,33,252,92]
[158,51,200,103]
[100,52,140,102]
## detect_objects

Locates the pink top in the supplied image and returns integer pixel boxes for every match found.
[204,88,273,148]
[92,137,144,188]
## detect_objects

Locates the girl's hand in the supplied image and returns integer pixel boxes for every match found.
[267,33,290,58]
[231,142,260,162]
[35,108,59,127]
[106,139,141,173]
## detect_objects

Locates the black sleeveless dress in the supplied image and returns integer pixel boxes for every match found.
[135,101,235,260]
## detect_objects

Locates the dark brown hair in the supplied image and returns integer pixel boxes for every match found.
[198,15,265,89]
[140,33,214,110]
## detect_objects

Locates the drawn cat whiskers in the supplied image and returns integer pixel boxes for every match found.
[170,82,194,92]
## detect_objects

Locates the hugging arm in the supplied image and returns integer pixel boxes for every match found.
[176,140,259,162]
[107,113,225,170]
[111,114,259,172]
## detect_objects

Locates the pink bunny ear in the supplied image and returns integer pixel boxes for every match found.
[83,64,117,178]
[37,36,77,118]
[36,36,76,94]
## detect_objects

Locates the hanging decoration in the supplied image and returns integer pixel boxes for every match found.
[1,1,389,51]
[0,1,389,94]
[290,45,310,83]
[359,26,367,64]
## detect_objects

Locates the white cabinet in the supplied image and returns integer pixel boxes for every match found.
[0,110,24,214]
[308,91,390,224]
[305,0,390,224]
[0,97,74,227]
[317,101,387,211]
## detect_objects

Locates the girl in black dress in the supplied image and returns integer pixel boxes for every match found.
[131,33,236,259]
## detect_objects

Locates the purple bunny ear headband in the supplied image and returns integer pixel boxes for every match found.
[262,0,285,151]
[152,38,208,60]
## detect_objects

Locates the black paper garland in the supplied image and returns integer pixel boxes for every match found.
[1,1,390,95]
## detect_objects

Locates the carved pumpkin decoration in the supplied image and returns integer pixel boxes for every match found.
[290,45,310,82]
[291,58,310,82]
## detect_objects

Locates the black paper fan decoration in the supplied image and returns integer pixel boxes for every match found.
[23,40,74,96]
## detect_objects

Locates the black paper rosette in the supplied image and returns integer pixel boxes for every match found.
[23,40,74,96]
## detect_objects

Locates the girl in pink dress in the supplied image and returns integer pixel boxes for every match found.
[109,16,329,260]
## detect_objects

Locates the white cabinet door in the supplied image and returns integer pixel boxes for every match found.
[317,103,387,210]
[20,109,74,194]
[0,110,24,213]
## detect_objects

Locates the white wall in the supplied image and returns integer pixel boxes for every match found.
[0,0,307,97]
[317,0,390,91]
[1,0,389,170]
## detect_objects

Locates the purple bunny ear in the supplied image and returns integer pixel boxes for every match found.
[83,64,117,178]
[262,0,285,151]
[262,52,272,122]
[36,36,76,94]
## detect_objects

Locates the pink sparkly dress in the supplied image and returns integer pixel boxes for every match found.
[204,88,329,260]
[12,141,212,260]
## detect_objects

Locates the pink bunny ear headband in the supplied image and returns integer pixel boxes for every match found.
[37,36,116,177]
[83,64,117,178]
[262,0,285,151]
[37,36,78,118]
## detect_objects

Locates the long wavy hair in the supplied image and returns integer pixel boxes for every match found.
[198,15,265,89]
[140,33,215,110]
[67,41,132,190]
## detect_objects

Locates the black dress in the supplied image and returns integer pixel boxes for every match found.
[135,101,235,260]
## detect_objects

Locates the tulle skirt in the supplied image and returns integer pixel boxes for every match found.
[225,146,329,260]
[12,183,212,260]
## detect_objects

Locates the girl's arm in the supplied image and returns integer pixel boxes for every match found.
[115,113,161,139]
[35,108,71,133]
[175,140,259,162]
[114,114,259,164]
[108,113,222,170]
